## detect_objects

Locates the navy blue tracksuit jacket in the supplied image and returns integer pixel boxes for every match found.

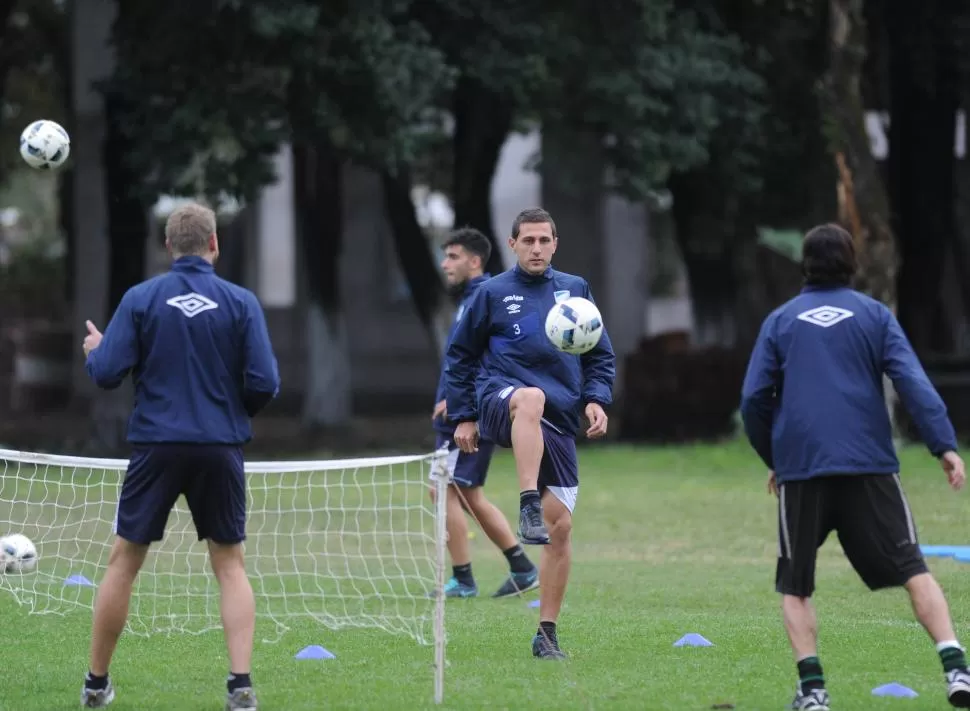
[433,273,490,437]
[740,285,957,483]
[85,256,281,445]
[444,265,616,438]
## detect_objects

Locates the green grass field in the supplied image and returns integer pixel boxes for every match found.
[3,440,970,710]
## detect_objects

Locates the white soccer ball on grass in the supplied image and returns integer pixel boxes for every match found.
[19,119,70,170]
[0,533,38,574]
[544,296,604,355]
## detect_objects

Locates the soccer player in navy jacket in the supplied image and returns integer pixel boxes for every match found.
[444,207,616,659]
[80,203,280,711]
[430,228,539,599]
[741,224,970,711]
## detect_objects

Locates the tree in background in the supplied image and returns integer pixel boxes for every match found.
[105,0,451,429]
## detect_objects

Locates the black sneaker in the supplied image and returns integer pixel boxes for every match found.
[492,569,539,598]
[532,631,567,659]
[789,687,830,711]
[947,668,970,708]
[518,500,549,545]
[80,678,115,708]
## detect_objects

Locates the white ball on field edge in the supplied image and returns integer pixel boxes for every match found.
[0,533,38,573]
[544,296,604,355]
[19,119,70,171]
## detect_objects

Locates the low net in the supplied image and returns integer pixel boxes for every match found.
[0,447,449,700]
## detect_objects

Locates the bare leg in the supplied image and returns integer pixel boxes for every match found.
[538,492,572,624]
[509,388,545,493]
[208,541,256,679]
[89,537,150,676]
[431,485,472,566]
[782,595,818,661]
[463,487,519,551]
[906,572,960,644]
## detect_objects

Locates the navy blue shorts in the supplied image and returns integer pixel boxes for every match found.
[433,433,494,488]
[115,444,247,545]
[479,385,579,512]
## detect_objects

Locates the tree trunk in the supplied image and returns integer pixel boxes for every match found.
[451,74,513,276]
[886,0,960,355]
[823,0,900,430]
[381,167,449,358]
[104,92,147,314]
[294,141,352,430]
[668,171,743,347]
[822,0,897,308]
[90,90,147,453]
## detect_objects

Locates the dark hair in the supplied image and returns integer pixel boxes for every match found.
[443,226,492,265]
[801,223,857,286]
[511,207,557,240]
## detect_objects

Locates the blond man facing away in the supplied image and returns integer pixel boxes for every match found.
[81,203,280,710]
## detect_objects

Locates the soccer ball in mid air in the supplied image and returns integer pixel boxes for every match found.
[0,533,38,574]
[19,119,70,170]
[544,296,604,355]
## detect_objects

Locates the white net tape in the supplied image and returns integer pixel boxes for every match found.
[0,447,447,648]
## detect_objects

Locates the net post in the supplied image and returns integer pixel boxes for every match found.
[431,447,449,705]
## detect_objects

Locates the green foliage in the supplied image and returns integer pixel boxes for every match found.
[543,0,766,199]
[106,0,452,202]
[105,0,772,210]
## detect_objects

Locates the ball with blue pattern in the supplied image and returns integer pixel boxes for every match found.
[544,296,605,355]
[19,119,70,170]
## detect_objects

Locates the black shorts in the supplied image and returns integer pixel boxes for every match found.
[114,444,247,545]
[775,474,928,597]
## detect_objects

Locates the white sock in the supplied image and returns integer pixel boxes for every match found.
[937,640,964,653]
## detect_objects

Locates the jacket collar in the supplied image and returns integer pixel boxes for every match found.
[463,273,490,297]
[513,264,553,282]
[800,283,847,293]
[172,255,215,273]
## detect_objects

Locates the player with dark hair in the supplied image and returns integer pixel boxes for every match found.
[80,202,280,710]
[444,207,615,659]
[741,222,970,710]
[431,227,539,599]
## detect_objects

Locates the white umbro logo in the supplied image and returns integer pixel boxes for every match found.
[166,293,219,318]
[796,305,854,328]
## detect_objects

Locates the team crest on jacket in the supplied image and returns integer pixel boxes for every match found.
[554,290,570,303]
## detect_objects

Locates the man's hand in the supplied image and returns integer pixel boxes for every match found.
[585,402,608,439]
[941,451,966,491]
[767,471,778,497]
[432,399,447,421]
[454,421,479,454]
[83,320,103,357]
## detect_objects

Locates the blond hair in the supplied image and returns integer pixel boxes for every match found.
[165,203,216,257]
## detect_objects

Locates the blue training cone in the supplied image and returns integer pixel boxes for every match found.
[63,574,94,586]
[871,682,918,698]
[294,645,335,660]
[673,633,713,647]
[920,545,970,558]
[527,600,540,608]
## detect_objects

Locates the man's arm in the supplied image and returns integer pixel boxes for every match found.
[740,314,780,469]
[882,308,957,456]
[579,283,616,407]
[85,292,139,390]
[444,285,490,423]
[241,292,281,418]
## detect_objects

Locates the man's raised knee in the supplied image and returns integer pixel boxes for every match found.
[510,387,545,420]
